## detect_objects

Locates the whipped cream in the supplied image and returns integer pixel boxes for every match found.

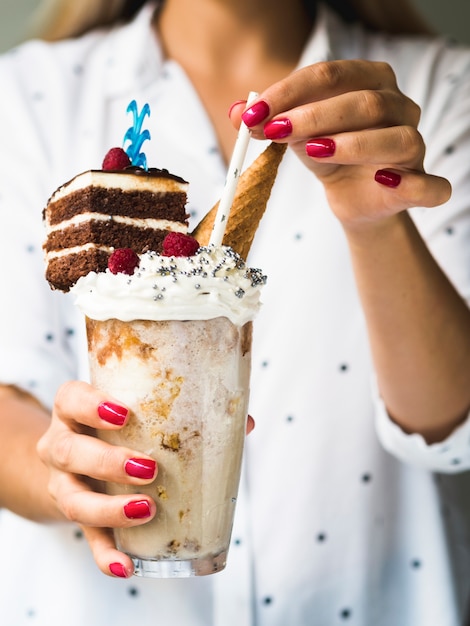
[71,245,266,326]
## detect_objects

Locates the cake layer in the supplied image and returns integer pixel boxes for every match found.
[44,187,188,227]
[45,249,111,293]
[46,168,188,204]
[44,220,186,253]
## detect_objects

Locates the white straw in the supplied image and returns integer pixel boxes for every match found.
[209,91,258,247]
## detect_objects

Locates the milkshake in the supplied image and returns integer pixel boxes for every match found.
[72,244,265,576]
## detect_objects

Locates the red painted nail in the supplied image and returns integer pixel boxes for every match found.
[305,138,336,158]
[375,169,402,188]
[97,402,128,426]
[241,100,270,127]
[228,99,246,118]
[125,458,156,479]
[264,118,292,140]
[124,499,151,519]
[109,562,129,578]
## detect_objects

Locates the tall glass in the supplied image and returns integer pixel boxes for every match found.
[86,315,252,578]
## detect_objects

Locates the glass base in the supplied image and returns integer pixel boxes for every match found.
[131,549,228,578]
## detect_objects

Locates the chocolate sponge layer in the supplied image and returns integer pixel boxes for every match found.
[45,187,188,226]
[45,221,172,253]
[45,250,110,293]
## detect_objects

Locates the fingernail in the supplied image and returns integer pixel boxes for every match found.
[241,100,270,127]
[264,118,292,140]
[124,499,151,519]
[306,138,336,158]
[125,458,156,479]
[97,401,128,426]
[228,99,246,118]
[375,169,401,188]
[109,562,129,578]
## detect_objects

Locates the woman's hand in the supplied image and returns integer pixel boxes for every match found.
[229,60,451,229]
[229,60,470,441]
[37,380,158,578]
[37,381,255,578]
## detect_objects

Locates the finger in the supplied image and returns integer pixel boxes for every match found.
[239,60,401,127]
[44,428,157,484]
[228,99,246,123]
[374,169,452,210]
[259,90,420,144]
[246,415,255,435]
[51,471,156,528]
[265,90,419,142]
[80,525,135,578]
[305,126,425,168]
[54,380,130,430]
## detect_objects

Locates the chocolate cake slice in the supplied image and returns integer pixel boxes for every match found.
[44,167,189,291]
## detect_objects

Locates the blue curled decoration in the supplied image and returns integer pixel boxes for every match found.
[123,100,151,170]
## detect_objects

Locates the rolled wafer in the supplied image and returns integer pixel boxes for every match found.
[192,142,287,260]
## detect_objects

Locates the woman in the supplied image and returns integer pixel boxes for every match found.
[1,0,470,624]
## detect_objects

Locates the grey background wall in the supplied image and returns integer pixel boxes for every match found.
[0,0,469,52]
[0,0,38,52]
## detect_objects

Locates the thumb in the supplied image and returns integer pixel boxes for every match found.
[227,99,247,130]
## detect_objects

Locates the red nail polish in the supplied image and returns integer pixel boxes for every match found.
[306,138,336,158]
[124,499,151,519]
[264,118,292,140]
[375,169,401,188]
[241,100,270,127]
[109,562,129,578]
[97,402,128,426]
[125,458,156,479]
[228,99,246,118]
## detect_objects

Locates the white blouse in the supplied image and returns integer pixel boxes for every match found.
[0,3,470,625]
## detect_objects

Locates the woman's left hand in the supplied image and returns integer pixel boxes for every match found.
[229,60,451,229]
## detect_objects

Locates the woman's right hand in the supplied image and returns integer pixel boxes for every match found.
[36,380,158,578]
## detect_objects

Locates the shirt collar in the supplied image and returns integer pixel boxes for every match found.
[297,2,361,68]
[104,1,163,98]
[297,3,333,68]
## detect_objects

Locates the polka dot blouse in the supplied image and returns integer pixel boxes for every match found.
[0,3,470,625]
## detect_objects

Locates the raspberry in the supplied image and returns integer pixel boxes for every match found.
[162,232,200,257]
[102,147,132,170]
[108,248,140,275]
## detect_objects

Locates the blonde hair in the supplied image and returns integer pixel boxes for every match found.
[30,0,145,41]
[30,0,431,42]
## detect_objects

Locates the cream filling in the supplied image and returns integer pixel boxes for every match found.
[44,212,187,233]
[45,242,114,262]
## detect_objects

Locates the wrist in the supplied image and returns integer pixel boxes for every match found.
[0,386,63,523]
[341,211,413,252]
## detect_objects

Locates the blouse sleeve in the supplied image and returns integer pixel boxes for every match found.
[375,42,470,473]
[0,44,81,410]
